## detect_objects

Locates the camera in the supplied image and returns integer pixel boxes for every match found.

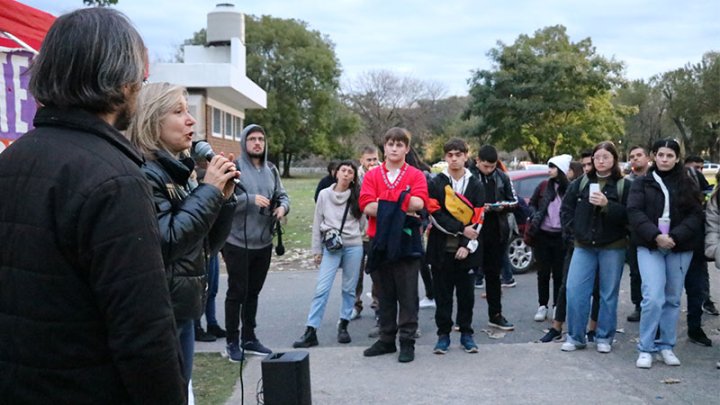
[323,229,343,251]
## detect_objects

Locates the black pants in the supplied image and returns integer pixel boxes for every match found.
[554,246,600,324]
[372,258,420,343]
[482,227,505,318]
[432,255,474,335]
[420,257,434,300]
[685,249,709,329]
[222,243,272,343]
[534,230,564,307]
[627,243,642,307]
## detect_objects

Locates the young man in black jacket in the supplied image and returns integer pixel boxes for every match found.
[475,145,518,330]
[427,139,485,353]
[0,8,185,404]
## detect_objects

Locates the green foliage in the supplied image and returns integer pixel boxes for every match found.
[243,15,346,176]
[192,353,241,405]
[281,176,321,249]
[465,25,628,162]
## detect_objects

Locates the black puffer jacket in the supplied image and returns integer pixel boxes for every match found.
[143,150,237,321]
[626,165,703,252]
[0,107,185,404]
[561,174,629,247]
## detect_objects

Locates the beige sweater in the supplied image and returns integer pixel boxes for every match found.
[312,185,366,255]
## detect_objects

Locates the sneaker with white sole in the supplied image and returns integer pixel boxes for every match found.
[501,279,517,288]
[636,352,653,368]
[561,341,586,352]
[419,297,436,309]
[534,305,548,322]
[350,308,361,320]
[596,342,612,353]
[660,349,681,366]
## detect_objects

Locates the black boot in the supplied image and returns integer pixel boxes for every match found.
[337,319,351,344]
[194,326,216,342]
[398,339,415,363]
[293,326,318,348]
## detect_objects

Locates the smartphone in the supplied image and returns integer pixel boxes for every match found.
[589,183,600,195]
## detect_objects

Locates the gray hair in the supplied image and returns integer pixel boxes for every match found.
[127,82,187,159]
[29,8,146,114]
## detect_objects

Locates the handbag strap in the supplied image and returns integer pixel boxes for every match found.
[338,201,351,234]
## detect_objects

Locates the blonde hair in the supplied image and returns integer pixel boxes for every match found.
[127,82,188,159]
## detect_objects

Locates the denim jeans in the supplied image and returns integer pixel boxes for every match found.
[195,254,220,330]
[565,246,625,346]
[637,247,692,352]
[177,319,194,383]
[306,245,363,328]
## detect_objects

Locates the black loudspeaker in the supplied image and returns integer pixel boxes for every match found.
[261,350,312,405]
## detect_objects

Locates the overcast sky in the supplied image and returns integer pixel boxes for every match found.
[19,0,720,96]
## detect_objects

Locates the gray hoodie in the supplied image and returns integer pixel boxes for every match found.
[226,124,291,249]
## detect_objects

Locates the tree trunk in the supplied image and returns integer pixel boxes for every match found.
[281,152,293,178]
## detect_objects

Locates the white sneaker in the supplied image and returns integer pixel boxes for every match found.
[534,305,548,322]
[419,297,436,309]
[596,342,612,353]
[350,308,361,320]
[636,352,653,368]
[660,349,681,366]
[561,342,584,352]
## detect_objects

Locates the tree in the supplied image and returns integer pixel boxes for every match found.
[343,70,446,151]
[465,25,629,162]
[614,78,673,152]
[243,15,344,177]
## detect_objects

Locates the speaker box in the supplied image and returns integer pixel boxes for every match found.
[261,350,311,405]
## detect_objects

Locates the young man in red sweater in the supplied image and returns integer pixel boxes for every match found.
[359,127,429,363]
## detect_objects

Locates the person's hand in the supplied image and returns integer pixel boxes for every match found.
[589,191,608,207]
[255,195,271,207]
[455,246,469,260]
[656,234,676,250]
[204,153,239,199]
[274,206,286,220]
[314,254,322,266]
[463,225,479,240]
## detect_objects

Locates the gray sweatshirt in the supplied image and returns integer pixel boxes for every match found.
[226,124,291,249]
[312,185,366,255]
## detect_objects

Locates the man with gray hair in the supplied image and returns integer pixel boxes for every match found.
[0,8,186,404]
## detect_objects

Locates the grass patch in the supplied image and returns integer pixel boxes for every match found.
[281,175,322,250]
[193,352,241,405]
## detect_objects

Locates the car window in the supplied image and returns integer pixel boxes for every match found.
[514,176,546,201]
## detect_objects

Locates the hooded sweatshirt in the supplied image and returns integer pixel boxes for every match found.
[226,124,291,249]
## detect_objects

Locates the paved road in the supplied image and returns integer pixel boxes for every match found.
[195,261,720,404]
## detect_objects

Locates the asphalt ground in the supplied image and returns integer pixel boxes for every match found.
[195,258,720,404]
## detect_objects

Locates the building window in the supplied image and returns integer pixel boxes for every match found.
[212,107,222,138]
[224,112,233,139]
[235,117,243,140]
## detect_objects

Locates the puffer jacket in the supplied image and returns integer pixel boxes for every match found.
[627,165,703,252]
[0,107,185,404]
[143,150,237,321]
[560,174,629,247]
[705,191,720,268]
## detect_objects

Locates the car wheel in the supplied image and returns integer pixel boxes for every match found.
[507,234,533,274]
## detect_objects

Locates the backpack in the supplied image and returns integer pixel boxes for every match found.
[578,175,626,202]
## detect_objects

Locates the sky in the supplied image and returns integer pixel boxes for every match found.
[18,0,720,96]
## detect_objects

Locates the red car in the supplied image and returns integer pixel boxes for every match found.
[506,169,548,273]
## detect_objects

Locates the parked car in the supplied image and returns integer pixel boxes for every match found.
[703,162,719,186]
[506,170,549,274]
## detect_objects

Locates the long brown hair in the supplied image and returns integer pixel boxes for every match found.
[588,141,623,180]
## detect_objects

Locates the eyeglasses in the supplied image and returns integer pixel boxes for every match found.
[593,155,613,162]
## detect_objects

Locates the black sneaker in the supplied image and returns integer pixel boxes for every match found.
[626,306,641,322]
[363,340,397,357]
[242,339,272,355]
[586,330,596,343]
[488,314,514,331]
[194,327,216,342]
[398,341,415,363]
[539,328,562,343]
[224,342,244,363]
[207,324,227,338]
[688,327,712,347]
[703,300,719,316]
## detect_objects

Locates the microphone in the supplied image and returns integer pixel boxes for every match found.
[191,141,243,190]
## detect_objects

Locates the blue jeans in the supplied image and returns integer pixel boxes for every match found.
[195,254,219,330]
[565,247,625,346]
[177,319,194,383]
[306,245,363,329]
[637,247,692,352]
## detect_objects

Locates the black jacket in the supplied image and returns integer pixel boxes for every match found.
[627,166,703,252]
[476,169,518,243]
[561,174,629,247]
[426,172,485,269]
[143,150,237,321]
[0,107,186,404]
[528,179,565,234]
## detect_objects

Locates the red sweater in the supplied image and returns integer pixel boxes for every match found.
[359,162,429,238]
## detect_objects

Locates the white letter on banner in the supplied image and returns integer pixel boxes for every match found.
[0,53,7,133]
[11,54,29,134]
